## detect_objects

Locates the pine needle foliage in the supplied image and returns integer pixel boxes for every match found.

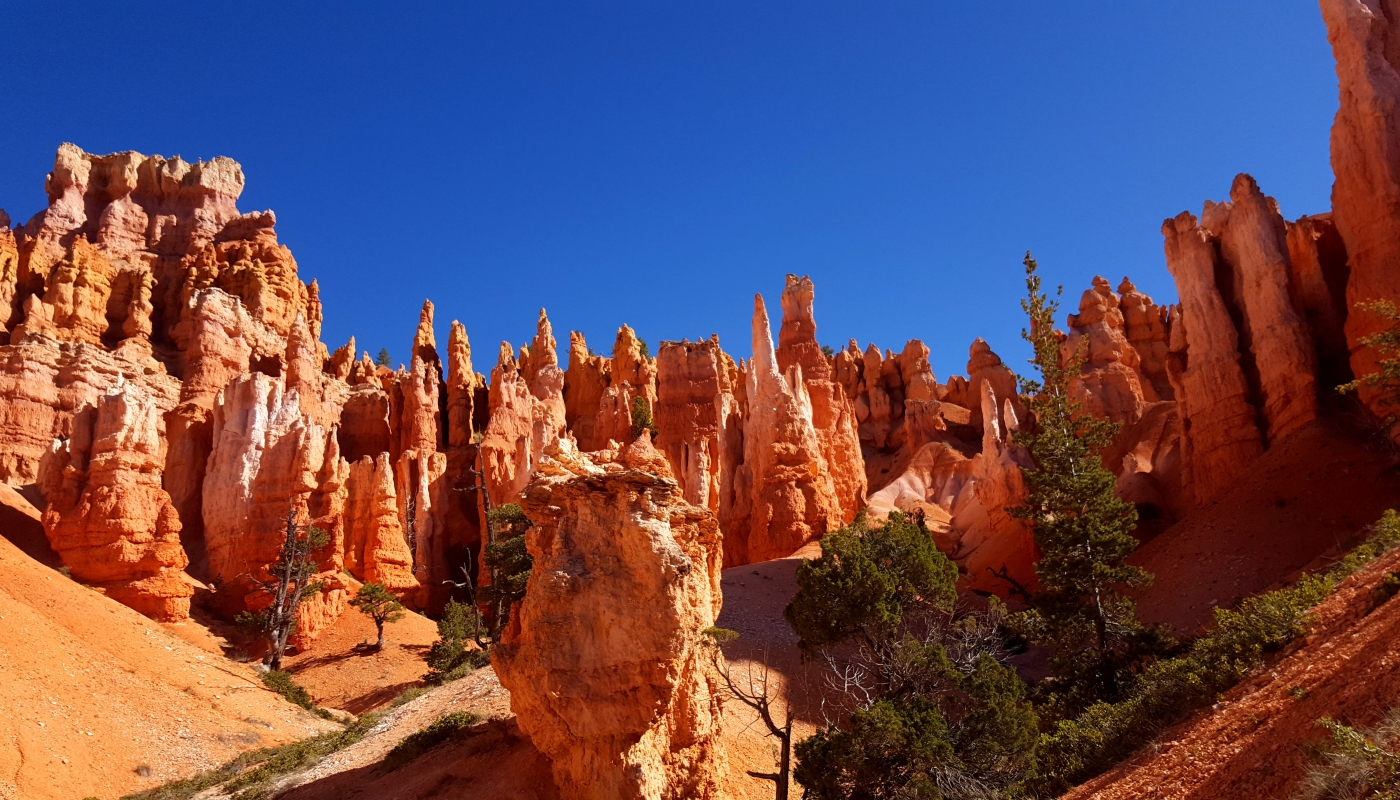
[786,513,1038,799]
[349,583,405,650]
[1341,299,1400,433]
[1009,253,1157,713]
[630,395,657,441]
[481,504,533,636]
[424,599,490,684]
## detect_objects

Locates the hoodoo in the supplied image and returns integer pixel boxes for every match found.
[493,435,728,800]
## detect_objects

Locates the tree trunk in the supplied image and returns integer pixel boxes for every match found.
[375,620,386,650]
[776,721,791,800]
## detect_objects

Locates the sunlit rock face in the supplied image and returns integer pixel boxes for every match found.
[493,436,727,800]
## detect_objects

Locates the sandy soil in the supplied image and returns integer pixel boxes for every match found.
[0,535,337,800]
[265,546,829,799]
[282,604,441,715]
[1133,418,1400,634]
[1066,543,1400,799]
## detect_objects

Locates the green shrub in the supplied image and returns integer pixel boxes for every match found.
[260,670,315,711]
[787,513,1037,799]
[1299,709,1400,800]
[120,713,381,800]
[384,711,480,770]
[481,505,533,634]
[1024,510,1400,795]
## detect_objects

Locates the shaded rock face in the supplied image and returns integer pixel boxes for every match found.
[41,385,192,621]
[494,436,727,800]
[1160,174,1335,505]
[654,335,740,515]
[1321,0,1400,414]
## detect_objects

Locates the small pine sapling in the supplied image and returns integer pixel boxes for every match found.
[350,583,406,650]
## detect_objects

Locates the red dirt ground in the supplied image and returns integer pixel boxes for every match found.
[1133,418,1400,634]
[0,534,336,800]
[1066,543,1400,800]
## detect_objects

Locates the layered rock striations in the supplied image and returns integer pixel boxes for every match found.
[40,384,192,620]
[1321,0,1400,415]
[494,436,727,800]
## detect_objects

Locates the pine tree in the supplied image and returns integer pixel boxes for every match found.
[629,395,657,441]
[480,504,533,636]
[1010,252,1160,712]
[236,510,330,671]
[375,348,391,367]
[349,582,405,650]
[1340,299,1400,436]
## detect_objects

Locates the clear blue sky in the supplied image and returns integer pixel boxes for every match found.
[0,1,1337,382]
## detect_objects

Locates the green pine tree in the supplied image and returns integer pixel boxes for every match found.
[349,582,405,650]
[375,348,391,367]
[480,504,533,636]
[629,395,657,441]
[1010,252,1162,713]
[1340,299,1400,436]
[785,513,1038,799]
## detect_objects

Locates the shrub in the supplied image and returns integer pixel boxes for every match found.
[1299,709,1400,800]
[260,670,315,711]
[1023,510,1400,795]
[786,513,1037,799]
[120,713,381,800]
[384,711,480,770]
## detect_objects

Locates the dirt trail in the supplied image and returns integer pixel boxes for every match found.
[0,535,336,800]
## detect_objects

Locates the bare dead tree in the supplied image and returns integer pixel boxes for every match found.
[706,632,793,800]
[238,508,329,671]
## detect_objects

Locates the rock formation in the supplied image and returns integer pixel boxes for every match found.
[40,385,192,621]
[1163,211,1267,505]
[494,435,727,800]
[1062,276,1155,424]
[1321,0,1400,415]
[732,294,843,565]
[775,275,867,523]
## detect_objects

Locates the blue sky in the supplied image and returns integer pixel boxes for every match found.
[0,1,1337,381]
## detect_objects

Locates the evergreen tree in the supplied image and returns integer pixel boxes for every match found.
[629,395,657,441]
[424,599,488,683]
[1340,299,1400,436]
[785,513,1038,799]
[349,582,405,650]
[236,511,330,671]
[1010,252,1160,713]
[480,504,533,636]
[375,348,391,367]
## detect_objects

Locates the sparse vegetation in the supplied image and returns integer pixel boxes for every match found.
[704,627,795,799]
[349,582,405,650]
[375,347,391,367]
[637,337,651,359]
[785,512,1038,799]
[1340,299,1400,435]
[821,343,835,358]
[259,670,336,721]
[119,712,382,800]
[384,711,481,770]
[235,511,330,671]
[1299,709,1400,800]
[424,599,491,684]
[1023,509,1400,795]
